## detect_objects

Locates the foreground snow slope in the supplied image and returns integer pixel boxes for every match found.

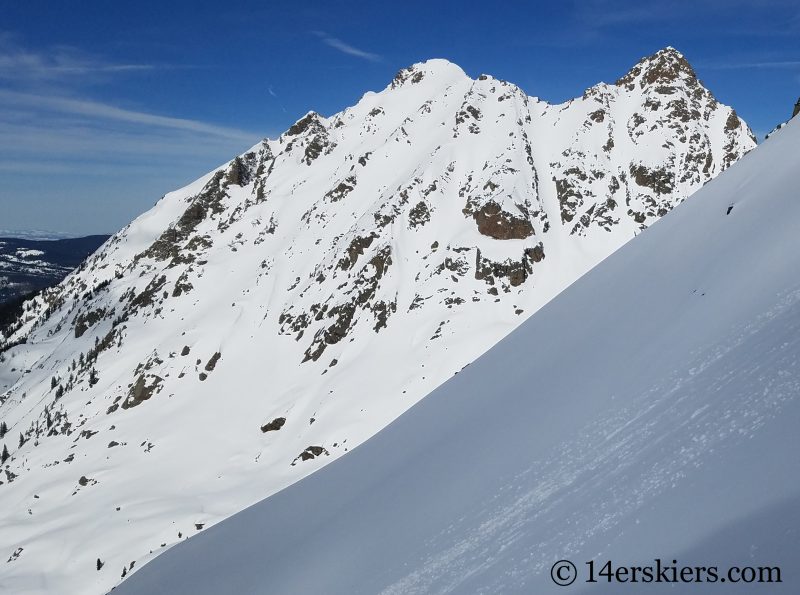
[118,118,800,594]
[0,48,755,594]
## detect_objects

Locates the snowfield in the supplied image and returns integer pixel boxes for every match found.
[116,117,800,594]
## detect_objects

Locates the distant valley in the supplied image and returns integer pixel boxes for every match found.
[0,235,109,328]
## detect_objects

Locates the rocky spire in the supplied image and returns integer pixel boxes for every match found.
[615,46,698,91]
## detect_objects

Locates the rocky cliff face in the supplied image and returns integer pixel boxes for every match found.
[0,47,755,595]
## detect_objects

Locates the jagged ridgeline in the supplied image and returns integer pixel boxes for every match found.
[0,47,755,595]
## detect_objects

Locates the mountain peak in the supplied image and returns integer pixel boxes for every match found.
[284,111,324,137]
[616,46,698,91]
[389,58,467,89]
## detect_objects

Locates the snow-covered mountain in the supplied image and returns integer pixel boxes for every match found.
[117,103,800,595]
[0,47,754,595]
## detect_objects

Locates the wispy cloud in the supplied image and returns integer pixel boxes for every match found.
[323,37,381,62]
[0,53,263,182]
[697,60,800,70]
[0,114,259,160]
[0,34,273,234]
[576,4,660,27]
[573,0,676,29]
[559,0,800,45]
[575,0,800,25]
[0,89,257,142]
[0,35,264,187]
[0,36,158,82]
[313,31,381,62]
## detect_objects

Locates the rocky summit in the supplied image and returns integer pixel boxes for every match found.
[0,47,755,595]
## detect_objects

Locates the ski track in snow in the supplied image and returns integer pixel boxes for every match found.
[383,285,800,594]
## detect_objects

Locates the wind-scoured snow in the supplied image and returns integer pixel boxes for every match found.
[0,48,755,595]
[117,114,800,595]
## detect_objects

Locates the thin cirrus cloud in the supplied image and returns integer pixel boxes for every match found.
[0,37,156,82]
[0,89,258,142]
[0,36,262,174]
[313,31,381,62]
[698,60,800,70]
[0,35,269,234]
[0,38,264,203]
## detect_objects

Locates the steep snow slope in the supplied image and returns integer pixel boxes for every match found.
[117,111,800,595]
[0,48,754,594]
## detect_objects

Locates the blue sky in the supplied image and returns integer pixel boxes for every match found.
[1,0,798,236]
